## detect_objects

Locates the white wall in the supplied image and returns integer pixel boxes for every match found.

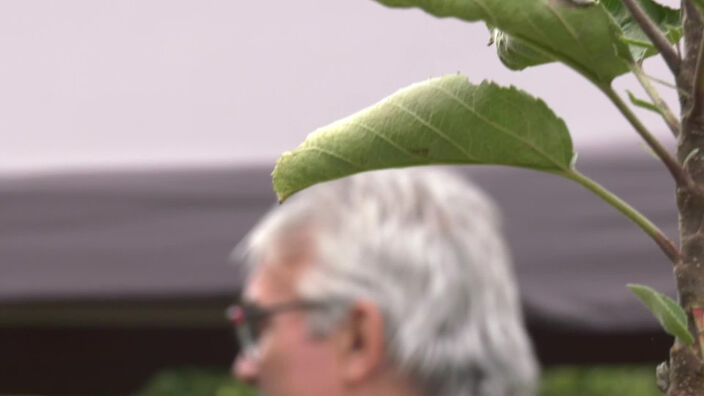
[0,0,681,174]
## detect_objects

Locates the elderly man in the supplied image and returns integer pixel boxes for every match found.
[229,169,537,396]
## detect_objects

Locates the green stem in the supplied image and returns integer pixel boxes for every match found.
[632,64,680,137]
[599,84,685,186]
[644,72,684,93]
[564,169,680,263]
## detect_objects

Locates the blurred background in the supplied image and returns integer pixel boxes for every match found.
[0,0,684,394]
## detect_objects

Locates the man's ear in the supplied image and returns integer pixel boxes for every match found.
[335,300,386,384]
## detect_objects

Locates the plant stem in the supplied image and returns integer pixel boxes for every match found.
[632,64,681,137]
[645,72,690,97]
[600,84,686,186]
[565,169,680,263]
[622,0,681,75]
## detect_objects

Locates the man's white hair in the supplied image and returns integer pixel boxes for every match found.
[238,168,538,396]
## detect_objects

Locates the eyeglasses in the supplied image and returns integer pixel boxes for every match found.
[226,300,327,358]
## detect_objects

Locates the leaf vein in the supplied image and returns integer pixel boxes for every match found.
[544,3,591,64]
[471,0,497,26]
[346,120,428,160]
[388,102,480,163]
[299,145,366,171]
[428,84,567,171]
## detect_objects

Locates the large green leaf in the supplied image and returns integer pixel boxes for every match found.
[601,0,681,62]
[272,75,574,201]
[373,0,633,84]
[628,284,694,345]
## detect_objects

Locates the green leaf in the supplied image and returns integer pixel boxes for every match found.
[373,0,633,84]
[601,0,682,62]
[627,90,662,115]
[627,284,694,345]
[273,75,574,202]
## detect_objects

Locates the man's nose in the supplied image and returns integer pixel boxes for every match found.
[233,355,259,385]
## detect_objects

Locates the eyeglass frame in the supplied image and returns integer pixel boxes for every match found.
[226,300,331,359]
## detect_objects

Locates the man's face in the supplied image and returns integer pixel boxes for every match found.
[233,244,343,396]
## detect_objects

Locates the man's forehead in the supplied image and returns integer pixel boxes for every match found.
[243,232,315,303]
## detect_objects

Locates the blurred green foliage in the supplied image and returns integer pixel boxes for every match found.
[539,365,659,396]
[136,367,255,396]
[138,364,659,396]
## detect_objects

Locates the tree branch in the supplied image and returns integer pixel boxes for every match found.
[689,30,704,121]
[601,85,687,186]
[622,0,681,75]
[632,64,681,137]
